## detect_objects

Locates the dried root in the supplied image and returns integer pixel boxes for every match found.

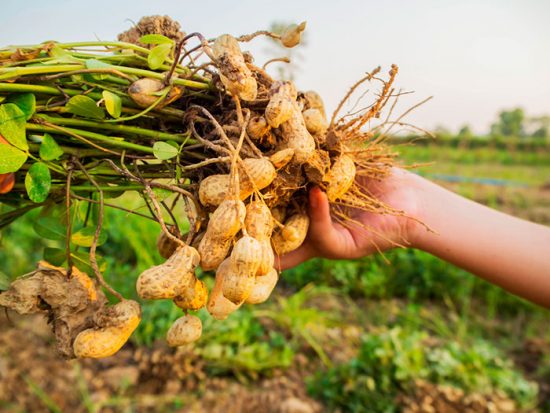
[0,16,427,354]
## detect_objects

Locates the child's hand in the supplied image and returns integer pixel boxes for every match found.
[278,168,424,270]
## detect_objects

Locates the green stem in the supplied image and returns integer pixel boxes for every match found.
[28,142,113,157]
[70,184,145,192]
[0,63,211,90]
[13,183,146,192]
[26,123,155,154]
[0,64,84,80]
[34,114,193,143]
[0,84,192,119]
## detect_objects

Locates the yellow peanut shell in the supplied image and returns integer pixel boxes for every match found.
[281,22,307,48]
[302,90,327,120]
[73,300,141,359]
[229,235,263,277]
[280,102,316,164]
[272,213,310,255]
[271,206,287,225]
[247,115,270,140]
[265,81,297,128]
[302,108,328,135]
[173,278,208,311]
[269,148,295,169]
[213,34,257,101]
[245,201,274,240]
[207,259,242,320]
[257,240,275,276]
[325,154,356,201]
[222,268,255,304]
[199,199,246,271]
[198,158,276,207]
[136,245,200,300]
[128,78,183,108]
[245,268,279,305]
[166,314,202,347]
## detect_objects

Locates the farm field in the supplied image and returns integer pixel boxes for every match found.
[1,141,549,413]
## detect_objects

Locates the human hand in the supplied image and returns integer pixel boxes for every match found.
[278,168,426,270]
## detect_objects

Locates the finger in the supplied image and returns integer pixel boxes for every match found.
[308,187,345,251]
[308,186,332,228]
[277,241,316,271]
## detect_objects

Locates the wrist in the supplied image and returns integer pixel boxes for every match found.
[400,171,439,251]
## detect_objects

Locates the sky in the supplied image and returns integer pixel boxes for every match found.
[1,0,549,134]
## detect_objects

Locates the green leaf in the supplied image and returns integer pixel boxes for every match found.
[48,45,80,63]
[148,43,172,70]
[39,133,63,161]
[153,141,178,160]
[0,144,27,173]
[71,227,107,247]
[43,248,66,266]
[0,103,28,150]
[6,93,36,121]
[66,95,105,120]
[33,216,66,240]
[139,34,174,45]
[71,250,107,274]
[85,59,112,80]
[25,162,51,203]
[102,90,122,118]
[0,271,10,290]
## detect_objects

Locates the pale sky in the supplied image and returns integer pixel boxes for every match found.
[1,0,548,134]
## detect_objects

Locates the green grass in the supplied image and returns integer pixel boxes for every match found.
[1,141,548,410]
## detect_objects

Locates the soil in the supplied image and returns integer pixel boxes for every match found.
[0,311,323,413]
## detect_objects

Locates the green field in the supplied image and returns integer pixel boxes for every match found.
[0,141,549,413]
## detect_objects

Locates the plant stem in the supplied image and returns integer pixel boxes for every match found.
[71,184,145,192]
[26,123,155,154]
[0,83,192,119]
[27,142,107,157]
[34,114,193,143]
[0,63,211,90]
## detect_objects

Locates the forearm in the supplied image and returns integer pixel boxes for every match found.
[411,175,550,308]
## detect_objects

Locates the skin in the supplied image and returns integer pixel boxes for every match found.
[279,168,550,308]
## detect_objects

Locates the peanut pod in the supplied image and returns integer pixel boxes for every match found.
[198,199,246,271]
[199,158,276,207]
[245,268,279,305]
[272,213,310,255]
[207,259,242,320]
[73,300,141,359]
[213,34,257,101]
[265,81,297,128]
[173,278,208,311]
[136,245,200,300]
[325,154,356,201]
[166,314,202,346]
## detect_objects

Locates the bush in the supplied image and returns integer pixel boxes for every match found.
[283,249,535,316]
[307,326,538,413]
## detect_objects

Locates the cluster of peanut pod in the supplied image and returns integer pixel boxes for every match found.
[0,16,399,358]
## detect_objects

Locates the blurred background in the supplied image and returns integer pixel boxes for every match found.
[0,1,549,412]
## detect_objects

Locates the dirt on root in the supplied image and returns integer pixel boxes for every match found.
[0,262,107,358]
[117,15,186,48]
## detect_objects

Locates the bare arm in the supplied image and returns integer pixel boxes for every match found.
[279,169,550,308]
[413,176,550,307]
